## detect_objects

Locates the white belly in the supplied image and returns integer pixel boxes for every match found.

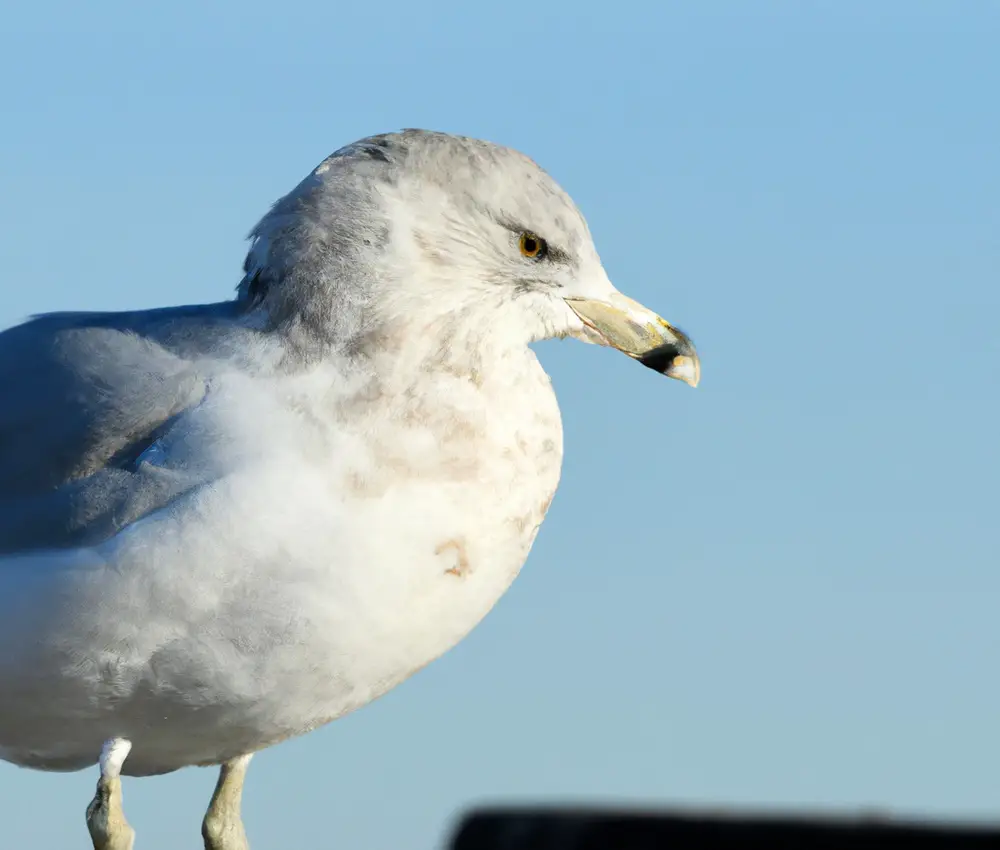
[0,355,562,775]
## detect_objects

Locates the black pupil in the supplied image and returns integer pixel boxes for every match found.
[524,237,538,254]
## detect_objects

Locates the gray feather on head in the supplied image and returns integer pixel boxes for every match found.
[236,129,597,356]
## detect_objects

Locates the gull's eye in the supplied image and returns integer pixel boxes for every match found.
[519,232,548,260]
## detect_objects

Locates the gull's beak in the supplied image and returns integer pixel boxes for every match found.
[564,292,700,387]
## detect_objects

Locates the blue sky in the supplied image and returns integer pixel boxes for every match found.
[1,2,998,848]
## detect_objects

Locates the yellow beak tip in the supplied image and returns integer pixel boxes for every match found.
[671,355,701,388]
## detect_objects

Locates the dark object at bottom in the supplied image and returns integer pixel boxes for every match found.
[450,808,1000,849]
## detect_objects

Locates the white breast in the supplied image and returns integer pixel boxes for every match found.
[256,346,565,732]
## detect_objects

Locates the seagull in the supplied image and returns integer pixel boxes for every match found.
[0,129,699,850]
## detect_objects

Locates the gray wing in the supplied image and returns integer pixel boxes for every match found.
[0,302,251,555]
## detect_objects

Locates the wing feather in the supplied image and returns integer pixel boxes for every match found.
[0,302,250,554]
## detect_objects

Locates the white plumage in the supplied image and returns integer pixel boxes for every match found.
[0,129,698,848]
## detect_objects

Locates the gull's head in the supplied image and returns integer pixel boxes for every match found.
[241,129,699,387]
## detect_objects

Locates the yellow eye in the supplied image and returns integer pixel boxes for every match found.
[519,231,547,259]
